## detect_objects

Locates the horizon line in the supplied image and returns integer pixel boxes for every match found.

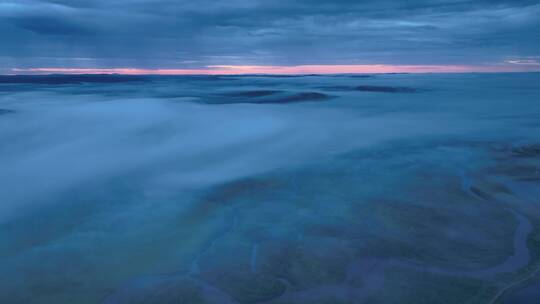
[7,64,540,75]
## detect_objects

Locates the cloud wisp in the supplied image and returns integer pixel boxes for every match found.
[11,63,540,75]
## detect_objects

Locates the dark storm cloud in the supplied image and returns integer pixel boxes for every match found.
[0,0,539,70]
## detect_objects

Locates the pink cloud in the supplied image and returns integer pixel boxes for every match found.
[10,64,540,75]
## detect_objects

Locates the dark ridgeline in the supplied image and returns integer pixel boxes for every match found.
[355,85,419,93]
[318,85,419,93]
[214,90,331,104]
[0,74,148,84]
[0,109,16,115]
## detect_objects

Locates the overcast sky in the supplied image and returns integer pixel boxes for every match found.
[1,0,540,73]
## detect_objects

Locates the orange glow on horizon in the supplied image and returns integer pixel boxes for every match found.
[10,64,540,75]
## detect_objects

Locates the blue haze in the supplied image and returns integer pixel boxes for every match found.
[0,73,540,303]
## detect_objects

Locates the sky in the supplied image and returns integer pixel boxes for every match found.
[1,0,540,74]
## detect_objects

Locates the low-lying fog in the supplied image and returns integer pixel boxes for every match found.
[1,73,539,304]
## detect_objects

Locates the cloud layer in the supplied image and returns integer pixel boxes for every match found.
[1,0,540,72]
